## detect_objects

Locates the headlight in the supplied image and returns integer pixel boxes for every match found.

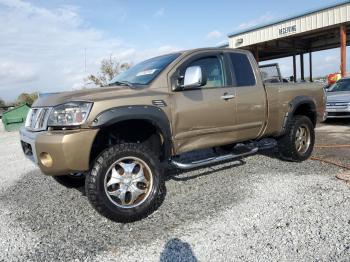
[48,102,93,126]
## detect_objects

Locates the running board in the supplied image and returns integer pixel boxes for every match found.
[171,147,258,170]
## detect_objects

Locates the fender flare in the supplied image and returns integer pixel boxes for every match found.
[91,105,173,158]
[281,96,317,135]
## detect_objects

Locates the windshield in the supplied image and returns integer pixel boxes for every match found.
[328,79,350,92]
[109,53,181,86]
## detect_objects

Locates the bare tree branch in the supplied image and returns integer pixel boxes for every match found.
[16,92,38,106]
[85,57,131,87]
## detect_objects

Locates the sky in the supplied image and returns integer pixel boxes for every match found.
[0,0,349,101]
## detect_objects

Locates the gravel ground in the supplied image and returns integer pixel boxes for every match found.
[0,121,349,261]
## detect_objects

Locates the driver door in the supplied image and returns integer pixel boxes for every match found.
[170,52,237,154]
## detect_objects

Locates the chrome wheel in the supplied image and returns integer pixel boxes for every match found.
[104,157,153,209]
[295,125,311,154]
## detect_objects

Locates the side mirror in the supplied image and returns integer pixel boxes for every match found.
[183,66,206,89]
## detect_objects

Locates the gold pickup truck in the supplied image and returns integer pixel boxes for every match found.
[20,48,326,222]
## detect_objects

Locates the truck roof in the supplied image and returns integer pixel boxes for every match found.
[180,47,250,55]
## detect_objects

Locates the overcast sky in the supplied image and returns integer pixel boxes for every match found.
[0,0,348,101]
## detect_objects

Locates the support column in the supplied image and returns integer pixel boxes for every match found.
[309,52,313,82]
[300,53,305,81]
[254,45,259,63]
[293,55,297,82]
[340,24,347,77]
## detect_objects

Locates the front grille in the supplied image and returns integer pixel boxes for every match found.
[25,107,51,131]
[326,102,349,108]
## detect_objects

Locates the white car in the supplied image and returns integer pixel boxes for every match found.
[326,77,350,119]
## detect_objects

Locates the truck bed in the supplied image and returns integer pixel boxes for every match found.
[262,82,326,137]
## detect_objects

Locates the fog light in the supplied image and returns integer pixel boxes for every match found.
[323,112,328,121]
[39,152,53,167]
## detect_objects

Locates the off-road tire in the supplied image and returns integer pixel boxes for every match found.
[85,143,164,223]
[277,115,315,162]
[53,173,85,188]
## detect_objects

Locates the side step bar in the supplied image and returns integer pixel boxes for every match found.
[171,147,259,170]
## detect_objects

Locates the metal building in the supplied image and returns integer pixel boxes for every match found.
[226,1,350,81]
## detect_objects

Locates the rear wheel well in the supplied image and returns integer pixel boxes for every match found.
[90,120,166,165]
[293,103,316,126]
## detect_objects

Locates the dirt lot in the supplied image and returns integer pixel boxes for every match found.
[0,121,349,261]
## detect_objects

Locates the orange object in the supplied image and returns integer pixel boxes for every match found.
[327,73,342,85]
[340,25,347,77]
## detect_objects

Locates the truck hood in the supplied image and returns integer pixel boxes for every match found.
[33,85,153,107]
[327,91,350,102]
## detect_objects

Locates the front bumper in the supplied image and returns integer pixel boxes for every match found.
[20,128,99,176]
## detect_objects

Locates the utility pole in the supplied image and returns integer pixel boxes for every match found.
[340,24,347,77]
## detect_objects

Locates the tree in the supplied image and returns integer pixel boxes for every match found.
[0,98,5,107]
[85,57,131,87]
[16,92,38,106]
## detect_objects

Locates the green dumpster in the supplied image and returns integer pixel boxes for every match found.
[2,104,30,132]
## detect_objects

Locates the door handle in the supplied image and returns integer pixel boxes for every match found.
[221,94,235,100]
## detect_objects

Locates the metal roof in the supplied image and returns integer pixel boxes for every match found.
[228,0,350,37]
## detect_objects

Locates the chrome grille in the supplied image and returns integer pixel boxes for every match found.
[25,107,51,131]
[326,102,349,109]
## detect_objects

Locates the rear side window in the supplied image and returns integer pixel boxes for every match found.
[229,53,256,86]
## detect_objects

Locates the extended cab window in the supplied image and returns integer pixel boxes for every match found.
[186,56,226,88]
[229,53,256,87]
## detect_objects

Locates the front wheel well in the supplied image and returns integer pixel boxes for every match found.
[89,120,168,165]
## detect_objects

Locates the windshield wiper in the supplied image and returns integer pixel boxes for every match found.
[109,80,133,87]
